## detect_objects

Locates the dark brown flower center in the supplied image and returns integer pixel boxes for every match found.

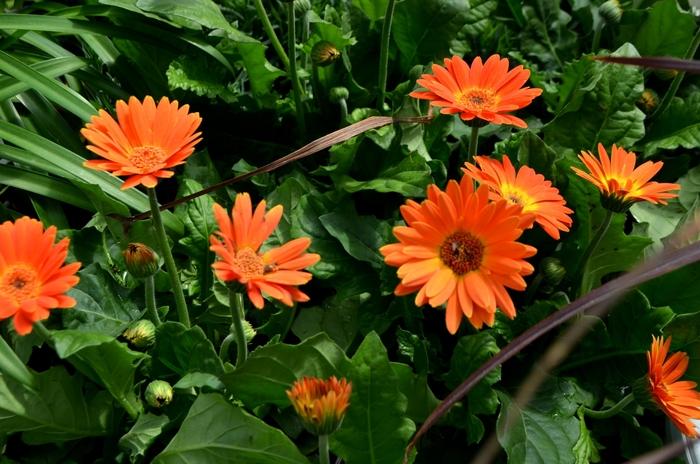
[439,231,484,275]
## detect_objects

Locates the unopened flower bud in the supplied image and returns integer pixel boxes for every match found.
[123,243,159,279]
[236,319,257,343]
[294,0,311,13]
[541,257,566,288]
[599,0,622,23]
[654,68,678,81]
[311,41,341,67]
[286,376,352,435]
[122,320,156,350]
[637,88,659,114]
[329,87,349,104]
[145,380,173,408]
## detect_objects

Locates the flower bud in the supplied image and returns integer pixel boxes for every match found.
[236,319,257,343]
[145,380,173,408]
[599,0,622,23]
[123,243,159,279]
[654,68,678,81]
[122,320,156,350]
[541,257,566,288]
[294,0,311,13]
[329,87,350,104]
[287,376,352,436]
[311,41,341,67]
[637,88,658,114]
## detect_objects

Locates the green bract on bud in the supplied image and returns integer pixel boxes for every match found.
[122,320,156,350]
[294,0,311,13]
[599,0,622,23]
[329,87,350,104]
[631,376,658,411]
[145,380,173,408]
[637,88,659,114]
[311,41,341,67]
[123,243,159,279]
[238,319,257,343]
[654,68,678,81]
[541,257,566,288]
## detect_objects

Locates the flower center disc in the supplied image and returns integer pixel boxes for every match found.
[130,146,167,173]
[234,248,265,280]
[0,265,40,305]
[457,89,497,112]
[439,231,484,276]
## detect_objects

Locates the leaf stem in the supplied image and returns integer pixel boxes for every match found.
[319,434,330,464]
[253,0,290,70]
[376,0,397,110]
[0,332,36,388]
[147,188,190,328]
[576,208,614,296]
[144,275,161,326]
[583,393,634,419]
[287,1,306,137]
[230,289,248,367]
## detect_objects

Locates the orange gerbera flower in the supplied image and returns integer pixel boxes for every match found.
[409,55,542,128]
[0,217,80,335]
[646,336,700,437]
[82,96,202,190]
[380,176,536,334]
[210,194,320,309]
[572,144,680,212]
[463,156,573,240]
[286,376,352,435]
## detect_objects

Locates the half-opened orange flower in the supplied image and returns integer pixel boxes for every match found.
[380,176,536,334]
[210,194,320,309]
[572,144,680,212]
[409,55,542,128]
[463,156,573,240]
[82,96,202,190]
[646,336,700,437]
[0,217,80,335]
[287,376,352,435]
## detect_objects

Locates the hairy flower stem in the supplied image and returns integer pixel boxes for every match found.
[145,275,161,326]
[583,393,634,419]
[218,333,235,362]
[376,0,397,110]
[318,434,330,464]
[576,209,614,296]
[468,125,480,165]
[230,289,248,367]
[253,0,290,70]
[287,1,306,137]
[148,188,190,328]
[0,333,36,388]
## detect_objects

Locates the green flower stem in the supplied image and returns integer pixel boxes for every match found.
[253,0,290,70]
[523,273,544,305]
[33,321,52,343]
[147,188,190,328]
[144,275,161,326]
[230,289,248,367]
[376,0,397,110]
[301,10,311,69]
[0,333,36,388]
[287,1,306,137]
[576,208,614,296]
[218,333,235,362]
[468,124,480,165]
[318,434,330,464]
[583,393,634,419]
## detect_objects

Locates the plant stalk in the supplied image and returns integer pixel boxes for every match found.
[287,1,306,137]
[147,188,190,328]
[144,275,161,325]
[376,0,397,110]
[583,393,634,419]
[467,124,480,164]
[230,289,248,367]
[576,209,614,296]
[319,434,330,464]
[253,0,290,70]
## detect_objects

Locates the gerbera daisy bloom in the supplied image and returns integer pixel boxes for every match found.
[645,336,700,437]
[380,176,537,334]
[463,156,573,240]
[210,194,320,309]
[286,376,352,435]
[0,217,80,335]
[82,96,202,190]
[409,54,542,128]
[572,144,680,212]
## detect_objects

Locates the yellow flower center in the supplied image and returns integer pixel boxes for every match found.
[456,89,498,112]
[0,264,40,306]
[233,248,265,280]
[439,231,484,276]
[500,184,537,213]
[129,146,167,173]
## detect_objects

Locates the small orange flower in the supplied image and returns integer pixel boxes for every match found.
[380,176,536,334]
[646,336,700,437]
[210,194,320,309]
[409,55,542,128]
[572,144,680,212]
[82,96,202,190]
[286,376,352,435]
[463,156,573,240]
[0,217,80,335]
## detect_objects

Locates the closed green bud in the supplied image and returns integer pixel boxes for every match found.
[145,380,173,408]
[541,257,566,288]
[294,0,311,13]
[240,319,257,343]
[329,87,349,103]
[311,41,341,67]
[637,89,659,114]
[123,243,159,279]
[599,0,622,23]
[122,320,156,350]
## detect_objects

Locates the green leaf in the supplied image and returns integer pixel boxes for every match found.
[119,413,170,462]
[332,332,415,464]
[0,57,86,102]
[572,409,601,464]
[236,41,286,98]
[643,94,700,155]
[337,154,432,197]
[460,0,498,37]
[632,0,696,57]
[166,54,238,102]
[135,0,232,31]
[641,261,700,314]
[516,132,559,180]
[319,210,385,270]
[352,0,389,21]
[664,311,700,384]
[0,366,111,443]
[291,295,360,350]
[391,362,440,424]
[154,393,310,464]
[52,330,145,416]
[173,372,225,391]
[151,322,224,379]
[221,333,351,408]
[0,164,93,211]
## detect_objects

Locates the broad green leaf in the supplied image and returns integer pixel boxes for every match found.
[641,261,700,314]
[173,372,225,391]
[332,332,415,464]
[319,210,385,270]
[221,333,351,408]
[63,264,141,334]
[0,366,112,443]
[391,362,440,424]
[630,200,687,255]
[291,295,360,350]
[633,0,696,57]
[352,0,389,22]
[643,94,700,155]
[572,409,601,464]
[166,54,238,102]
[52,330,144,416]
[151,322,224,379]
[237,41,286,98]
[154,393,310,464]
[338,154,431,197]
[460,0,498,37]
[664,312,700,384]
[519,0,578,69]
[516,132,559,180]
[136,0,232,31]
[119,413,170,462]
